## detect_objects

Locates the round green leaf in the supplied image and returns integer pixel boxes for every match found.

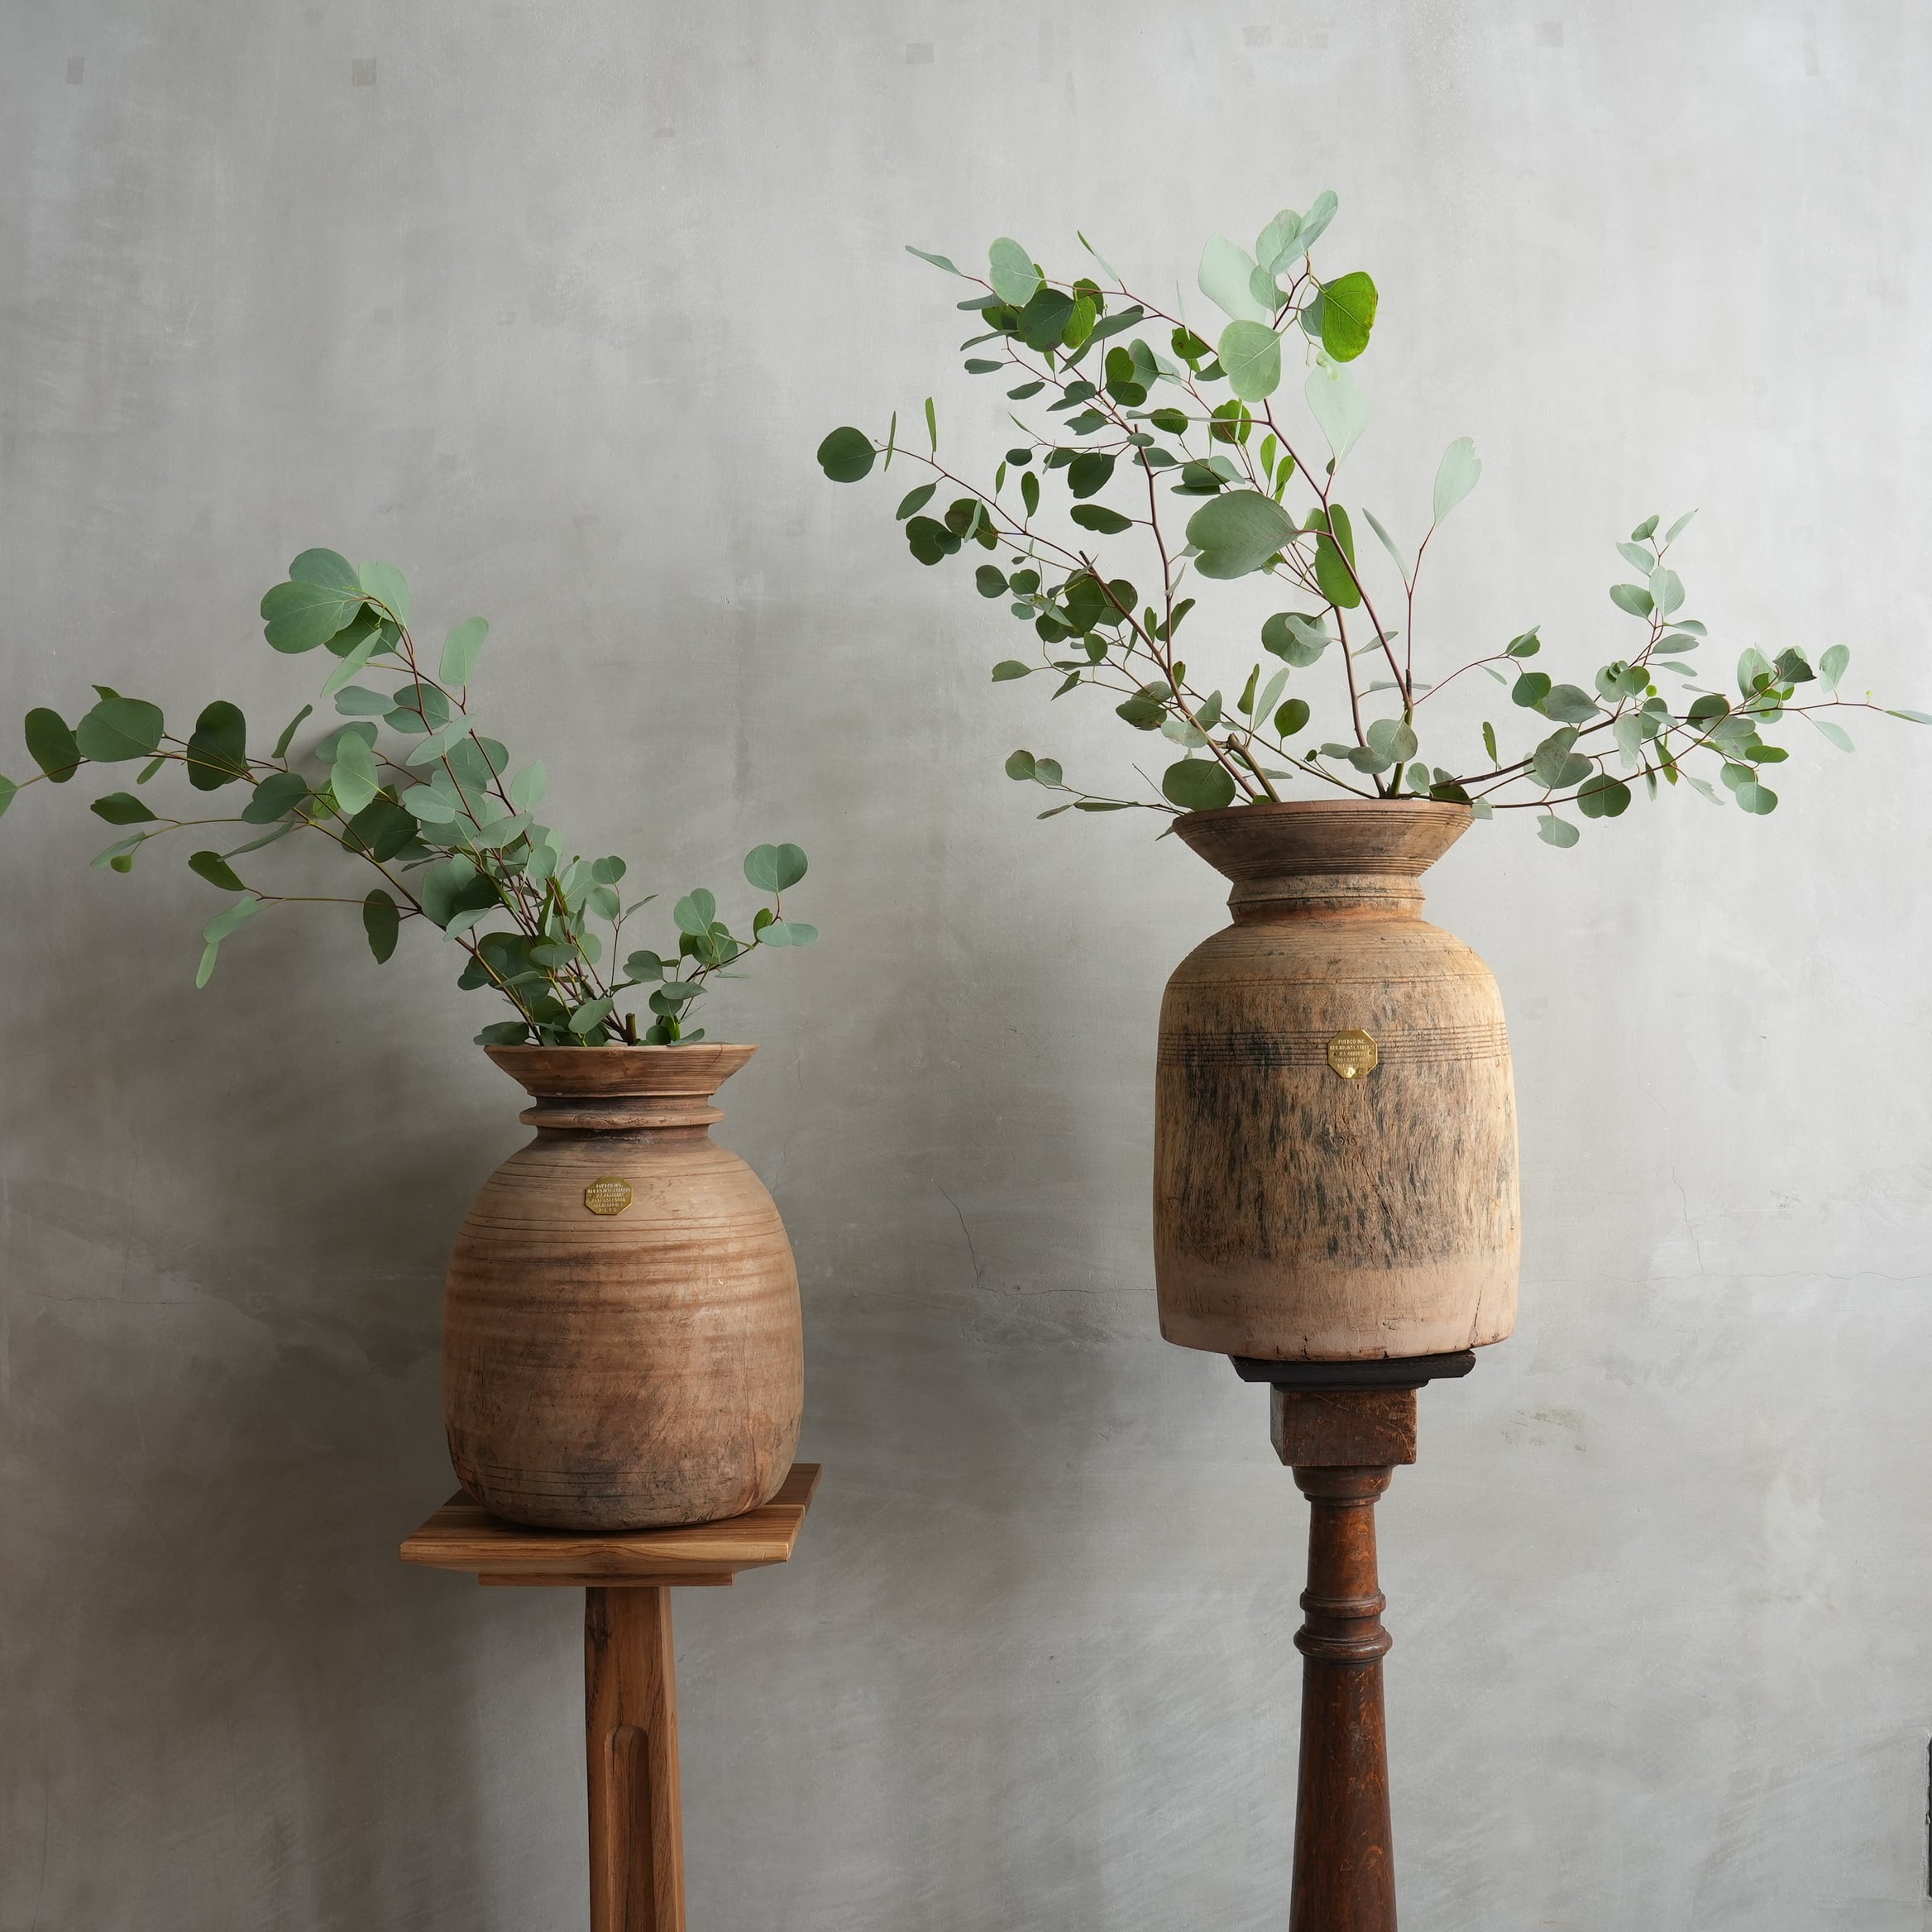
[357,888,399,964]
[261,577,361,653]
[186,700,249,791]
[75,696,164,763]
[242,770,309,824]
[1274,698,1312,737]
[744,842,808,892]
[1186,491,1295,581]
[1069,504,1132,535]
[1576,773,1632,819]
[988,237,1041,308]
[1537,813,1581,848]
[1161,757,1237,811]
[1217,320,1283,401]
[1318,271,1379,361]
[357,562,411,624]
[816,426,875,483]
[289,548,361,594]
[440,616,489,687]
[1067,451,1117,499]
[330,731,380,815]
[1512,672,1552,709]
[25,708,81,782]
[1609,582,1653,619]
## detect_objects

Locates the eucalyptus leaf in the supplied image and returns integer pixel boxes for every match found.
[744,842,809,892]
[330,731,380,815]
[25,709,81,782]
[1217,321,1282,401]
[1186,491,1294,580]
[1317,271,1378,361]
[440,616,489,687]
[1161,757,1237,811]
[1432,438,1480,525]
[988,237,1041,307]
[1198,237,1270,324]
[1305,361,1370,466]
[816,427,875,482]
[357,562,410,624]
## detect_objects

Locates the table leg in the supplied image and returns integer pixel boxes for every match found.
[1289,1466,1398,1932]
[585,1585,685,1932]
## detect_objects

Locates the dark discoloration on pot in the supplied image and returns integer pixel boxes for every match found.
[1155,801,1519,1361]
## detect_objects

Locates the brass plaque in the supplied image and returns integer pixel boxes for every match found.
[583,1177,634,1217]
[1327,1029,1380,1080]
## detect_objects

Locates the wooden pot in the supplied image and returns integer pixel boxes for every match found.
[1154,801,1519,1361]
[442,1044,803,1530]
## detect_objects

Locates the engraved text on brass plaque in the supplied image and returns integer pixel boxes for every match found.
[584,1177,634,1216]
[1327,1029,1380,1079]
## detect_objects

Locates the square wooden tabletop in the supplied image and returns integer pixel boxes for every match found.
[399,1462,820,1588]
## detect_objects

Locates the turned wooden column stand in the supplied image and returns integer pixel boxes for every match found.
[400,1463,820,1932]
[1229,1352,1476,1932]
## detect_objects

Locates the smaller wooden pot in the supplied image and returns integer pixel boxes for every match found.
[443,1045,802,1531]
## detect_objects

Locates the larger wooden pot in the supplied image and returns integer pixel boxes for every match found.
[1155,801,1518,1361]
[443,1044,803,1530]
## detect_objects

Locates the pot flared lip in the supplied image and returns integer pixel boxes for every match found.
[1175,797,1471,882]
[483,1040,758,1102]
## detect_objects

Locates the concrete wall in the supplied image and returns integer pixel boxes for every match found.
[5,3,1930,1926]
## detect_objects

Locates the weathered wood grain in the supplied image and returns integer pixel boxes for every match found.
[1155,801,1520,1361]
[1290,1461,1399,1932]
[442,1045,805,1530]
[401,1464,820,1581]
[586,1585,684,1932]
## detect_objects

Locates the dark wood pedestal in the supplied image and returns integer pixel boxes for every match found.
[1231,1352,1476,1932]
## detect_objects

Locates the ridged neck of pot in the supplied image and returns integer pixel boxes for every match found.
[483,1041,755,1136]
[518,1094,725,1135]
[1174,799,1471,922]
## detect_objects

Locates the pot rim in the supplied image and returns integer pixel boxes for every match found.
[1174,796,1473,883]
[483,1040,758,1102]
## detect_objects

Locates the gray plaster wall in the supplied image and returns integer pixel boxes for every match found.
[4,2,1930,1927]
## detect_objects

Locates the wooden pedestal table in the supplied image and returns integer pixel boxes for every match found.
[400,1463,820,1932]
[1228,1353,1477,1932]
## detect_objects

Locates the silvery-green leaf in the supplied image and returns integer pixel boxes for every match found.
[1432,438,1481,526]
[1613,714,1644,766]
[1361,508,1409,582]
[1198,236,1270,323]
[1256,208,1303,273]
[331,733,379,814]
[988,237,1040,307]
[444,906,491,939]
[1809,717,1854,752]
[510,761,547,810]
[1664,509,1698,544]
[357,562,410,624]
[1218,320,1282,400]
[1649,567,1685,616]
[1537,813,1580,848]
[1185,490,1296,580]
[1304,361,1369,466]
[1819,644,1849,692]
[333,684,393,715]
[1256,667,1289,720]
[440,616,489,687]
[407,718,474,765]
[1295,190,1338,253]
[1470,797,1494,819]
[1161,715,1210,748]
[906,245,963,276]
[322,630,380,696]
